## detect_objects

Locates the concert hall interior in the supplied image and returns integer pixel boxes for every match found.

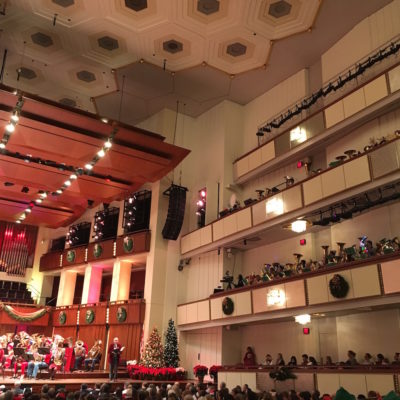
[1,0,400,396]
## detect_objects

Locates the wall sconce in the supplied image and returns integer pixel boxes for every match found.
[295,314,311,325]
[266,197,284,215]
[267,289,286,306]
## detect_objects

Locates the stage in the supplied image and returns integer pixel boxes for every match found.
[0,370,196,393]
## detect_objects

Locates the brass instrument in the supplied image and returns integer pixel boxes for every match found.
[53,347,65,366]
[88,340,102,359]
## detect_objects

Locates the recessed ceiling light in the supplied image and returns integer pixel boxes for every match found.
[85,163,93,170]
[5,123,15,133]
[97,149,105,157]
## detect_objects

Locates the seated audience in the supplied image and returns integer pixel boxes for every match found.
[275,353,285,366]
[301,354,309,366]
[363,353,375,365]
[346,350,359,365]
[308,357,318,366]
[243,347,256,366]
[376,353,390,365]
[325,356,334,366]
[288,356,297,366]
[392,352,400,365]
[264,354,273,366]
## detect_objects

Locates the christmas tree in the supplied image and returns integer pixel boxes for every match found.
[164,319,180,367]
[140,327,164,368]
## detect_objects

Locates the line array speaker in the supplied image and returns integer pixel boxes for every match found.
[162,184,187,240]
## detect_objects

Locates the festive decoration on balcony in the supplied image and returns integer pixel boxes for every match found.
[209,365,222,382]
[269,367,297,381]
[329,274,349,299]
[85,309,95,324]
[93,243,103,258]
[123,236,134,253]
[116,306,127,323]
[164,319,180,368]
[140,327,164,368]
[193,365,208,382]
[127,364,186,380]
[0,303,47,322]
[58,311,67,325]
[222,297,234,315]
[66,250,76,263]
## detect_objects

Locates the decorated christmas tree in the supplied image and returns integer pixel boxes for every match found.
[164,318,180,367]
[140,327,164,368]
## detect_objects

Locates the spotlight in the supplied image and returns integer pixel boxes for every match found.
[5,123,15,133]
[85,163,93,170]
[16,220,21,224]
[97,149,105,157]
[64,180,71,186]
[256,129,264,137]
[56,189,62,194]
[100,117,108,123]
[39,192,47,199]
[104,140,112,149]
[21,186,29,193]
[35,199,42,204]
[0,143,5,149]
[70,174,77,180]
[25,208,31,213]
[11,112,19,122]
[201,190,206,198]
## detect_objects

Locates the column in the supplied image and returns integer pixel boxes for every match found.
[56,270,77,306]
[81,265,102,304]
[110,260,131,301]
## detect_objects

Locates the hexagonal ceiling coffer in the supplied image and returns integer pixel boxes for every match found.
[226,42,247,57]
[98,36,119,51]
[124,0,148,12]
[197,0,220,15]
[59,98,77,107]
[17,67,37,80]
[76,70,96,83]
[52,0,75,7]
[269,0,292,18]
[163,40,183,54]
[31,32,54,48]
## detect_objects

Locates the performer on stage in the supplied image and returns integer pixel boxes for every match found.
[84,340,102,372]
[49,342,65,380]
[108,337,124,381]
[27,344,48,380]
[73,340,86,371]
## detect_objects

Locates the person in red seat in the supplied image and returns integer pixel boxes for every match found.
[243,346,256,366]
[49,342,65,380]
[4,345,15,369]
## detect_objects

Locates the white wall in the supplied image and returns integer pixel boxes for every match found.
[321,0,400,83]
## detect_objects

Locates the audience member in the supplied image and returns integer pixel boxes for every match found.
[275,353,285,366]
[346,350,359,366]
[288,356,297,366]
[301,354,309,366]
[363,353,374,365]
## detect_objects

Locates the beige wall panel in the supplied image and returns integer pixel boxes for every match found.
[235,291,252,316]
[200,225,213,246]
[307,275,329,305]
[213,219,224,241]
[381,260,400,294]
[235,157,249,179]
[351,265,380,298]
[226,372,242,390]
[210,297,223,320]
[366,374,395,395]
[218,372,227,384]
[190,229,201,251]
[197,300,210,322]
[248,148,262,172]
[252,199,267,226]
[236,207,252,232]
[303,175,323,206]
[343,88,366,118]
[186,302,198,324]
[252,285,286,313]
[223,213,238,237]
[283,185,303,213]
[241,372,257,390]
[325,100,345,128]
[343,155,371,188]
[177,305,187,325]
[261,141,275,164]
[339,374,367,396]
[321,166,346,198]
[285,280,306,308]
[181,235,191,254]
[364,75,388,106]
[388,64,400,93]
[370,141,400,179]
[316,373,340,396]
[326,270,354,301]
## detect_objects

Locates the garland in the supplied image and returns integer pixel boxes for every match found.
[269,367,297,381]
[0,303,48,322]
[329,274,349,298]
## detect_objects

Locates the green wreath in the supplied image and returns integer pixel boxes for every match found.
[93,244,103,258]
[329,274,349,298]
[222,297,234,315]
[66,250,76,263]
[116,306,127,322]
[59,311,67,325]
[85,309,95,324]
[123,236,134,253]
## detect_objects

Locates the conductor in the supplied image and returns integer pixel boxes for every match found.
[108,337,124,381]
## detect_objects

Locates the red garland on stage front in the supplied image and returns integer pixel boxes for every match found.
[0,331,104,380]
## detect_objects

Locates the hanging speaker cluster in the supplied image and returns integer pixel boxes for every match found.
[162,184,188,240]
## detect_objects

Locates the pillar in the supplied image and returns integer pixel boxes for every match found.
[110,260,131,301]
[81,265,102,304]
[56,270,77,306]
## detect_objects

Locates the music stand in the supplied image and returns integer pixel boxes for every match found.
[38,348,50,355]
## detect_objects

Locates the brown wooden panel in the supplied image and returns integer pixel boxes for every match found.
[52,307,79,327]
[87,239,115,263]
[108,324,142,363]
[77,325,107,367]
[79,303,107,326]
[53,326,77,342]
[62,246,86,267]
[108,301,145,325]
[115,231,151,258]
[39,251,62,272]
